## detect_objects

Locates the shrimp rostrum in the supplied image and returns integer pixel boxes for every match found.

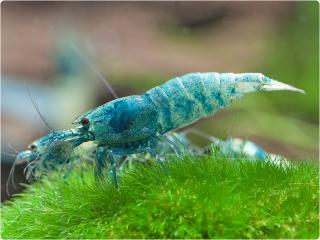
[61,72,304,185]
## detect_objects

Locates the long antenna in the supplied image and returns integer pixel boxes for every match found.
[7,141,19,154]
[69,43,118,99]
[25,81,54,133]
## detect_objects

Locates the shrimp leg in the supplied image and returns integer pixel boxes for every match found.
[107,151,118,188]
[95,146,118,187]
[95,146,108,179]
[142,127,181,155]
[146,147,169,176]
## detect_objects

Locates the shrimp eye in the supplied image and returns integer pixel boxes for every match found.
[29,144,36,150]
[81,118,89,125]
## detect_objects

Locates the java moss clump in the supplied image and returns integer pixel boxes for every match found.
[1,155,319,239]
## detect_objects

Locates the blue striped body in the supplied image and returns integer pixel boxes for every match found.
[72,72,299,155]
[144,72,268,133]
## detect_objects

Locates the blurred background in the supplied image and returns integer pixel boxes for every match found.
[1,2,318,201]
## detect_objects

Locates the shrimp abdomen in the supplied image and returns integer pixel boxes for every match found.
[144,72,304,134]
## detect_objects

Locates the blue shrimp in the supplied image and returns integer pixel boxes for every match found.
[215,137,289,166]
[66,72,304,185]
[181,128,290,167]
[6,129,81,195]
[6,44,116,193]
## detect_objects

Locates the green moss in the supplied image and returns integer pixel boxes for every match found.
[2,156,319,239]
